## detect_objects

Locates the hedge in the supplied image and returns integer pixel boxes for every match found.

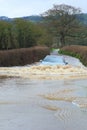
[59,45,87,66]
[0,46,50,66]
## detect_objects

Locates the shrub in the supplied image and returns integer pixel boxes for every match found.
[59,45,87,66]
[0,46,50,66]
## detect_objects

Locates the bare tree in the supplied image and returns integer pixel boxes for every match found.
[42,4,83,47]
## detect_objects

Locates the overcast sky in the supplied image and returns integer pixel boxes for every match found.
[0,0,87,18]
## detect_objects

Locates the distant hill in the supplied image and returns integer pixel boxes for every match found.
[0,14,87,24]
[0,16,11,21]
[0,15,43,22]
[21,16,43,22]
[76,13,87,24]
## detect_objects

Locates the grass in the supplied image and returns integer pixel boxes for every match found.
[59,45,87,66]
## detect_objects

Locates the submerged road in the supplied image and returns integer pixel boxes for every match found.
[0,49,87,130]
[0,49,87,80]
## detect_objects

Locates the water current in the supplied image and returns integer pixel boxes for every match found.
[0,54,87,130]
[0,77,87,130]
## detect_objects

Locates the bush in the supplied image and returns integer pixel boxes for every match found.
[59,45,87,66]
[0,46,50,66]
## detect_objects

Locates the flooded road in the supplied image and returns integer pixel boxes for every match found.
[0,77,87,130]
[0,53,87,130]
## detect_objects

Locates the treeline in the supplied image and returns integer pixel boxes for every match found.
[0,19,34,49]
[0,18,52,50]
[0,4,87,50]
[41,4,87,47]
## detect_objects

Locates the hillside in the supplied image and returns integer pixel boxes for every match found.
[0,13,87,24]
[0,15,43,22]
[77,13,87,24]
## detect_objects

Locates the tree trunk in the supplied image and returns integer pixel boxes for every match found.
[60,31,65,46]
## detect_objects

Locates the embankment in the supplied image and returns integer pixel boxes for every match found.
[0,46,50,67]
[59,45,87,66]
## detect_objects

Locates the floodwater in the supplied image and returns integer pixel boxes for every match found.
[0,53,87,130]
[0,77,87,130]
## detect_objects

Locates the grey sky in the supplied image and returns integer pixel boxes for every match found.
[0,0,86,18]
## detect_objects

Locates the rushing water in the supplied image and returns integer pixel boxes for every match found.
[0,77,87,130]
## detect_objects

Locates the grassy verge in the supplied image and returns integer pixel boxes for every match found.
[59,45,87,66]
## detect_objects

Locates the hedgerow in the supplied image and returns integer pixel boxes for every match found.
[59,45,87,66]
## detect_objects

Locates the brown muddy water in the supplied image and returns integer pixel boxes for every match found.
[0,77,87,130]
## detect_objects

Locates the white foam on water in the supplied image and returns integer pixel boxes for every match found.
[0,64,87,80]
[72,97,87,108]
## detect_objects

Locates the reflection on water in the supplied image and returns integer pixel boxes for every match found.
[0,78,87,130]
